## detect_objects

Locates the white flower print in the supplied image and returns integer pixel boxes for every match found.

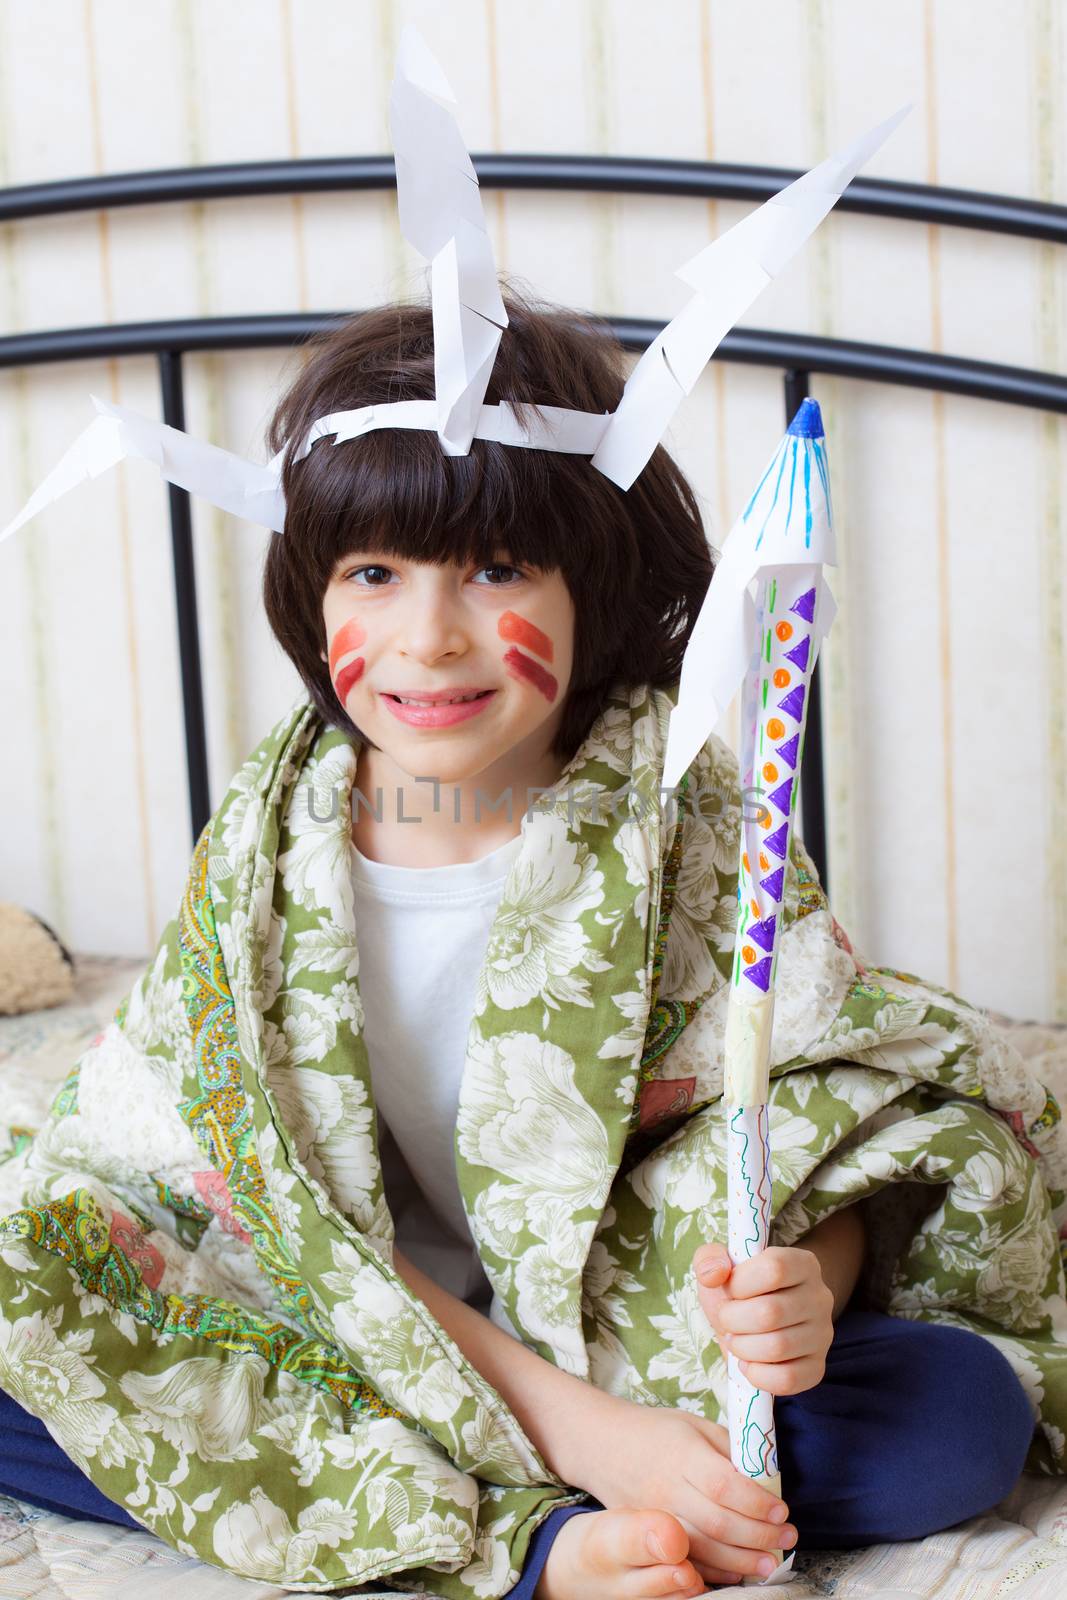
[0,1299,151,1472]
[120,1353,282,1462]
[282,998,336,1065]
[687,742,743,876]
[821,994,955,1075]
[473,817,610,1017]
[659,814,736,1002]
[582,1239,643,1332]
[120,947,190,1076]
[582,703,637,776]
[277,743,358,922]
[266,1063,377,1217]
[457,1030,611,1247]
[598,970,650,1063]
[212,1487,361,1583]
[647,1278,720,1395]
[765,1105,821,1191]
[258,1408,327,1486]
[0,1306,151,1473]
[291,918,361,981]
[613,816,653,928]
[214,749,268,875]
[953,1147,1028,1214]
[514,1245,581,1336]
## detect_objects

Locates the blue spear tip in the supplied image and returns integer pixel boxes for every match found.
[786,397,824,440]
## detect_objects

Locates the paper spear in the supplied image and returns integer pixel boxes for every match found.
[719,399,835,1581]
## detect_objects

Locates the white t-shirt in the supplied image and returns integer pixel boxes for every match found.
[351,830,525,1312]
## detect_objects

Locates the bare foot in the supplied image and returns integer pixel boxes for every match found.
[534,1507,742,1600]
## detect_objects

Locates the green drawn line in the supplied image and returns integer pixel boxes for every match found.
[740,1395,776,1477]
[730,1107,761,1253]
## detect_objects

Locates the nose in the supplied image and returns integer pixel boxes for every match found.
[396,572,471,662]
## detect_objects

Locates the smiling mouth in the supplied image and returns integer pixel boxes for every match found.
[382,690,495,705]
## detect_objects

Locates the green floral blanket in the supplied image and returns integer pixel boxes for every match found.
[2,680,1066,1592]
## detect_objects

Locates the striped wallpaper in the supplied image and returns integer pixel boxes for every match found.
[0,0,1064,1024]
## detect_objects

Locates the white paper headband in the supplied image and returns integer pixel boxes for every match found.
[0,26,908,550]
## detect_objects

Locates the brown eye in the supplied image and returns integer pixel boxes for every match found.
[478,565,522,585]
[347,565,393,585]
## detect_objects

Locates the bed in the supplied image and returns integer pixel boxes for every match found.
[2,954,1066,1598]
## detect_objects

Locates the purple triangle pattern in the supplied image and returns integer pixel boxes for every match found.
[747,914,778,953]
[784,635,811,673]
[778,684,806,722]
[765,822,789,860]
[776,732,800,770]
[744,956,773,993]
[760,866,785,901]
[768,778,794,816]
[791,587,817,624]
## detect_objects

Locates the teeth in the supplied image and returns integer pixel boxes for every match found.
[394,692,487,705]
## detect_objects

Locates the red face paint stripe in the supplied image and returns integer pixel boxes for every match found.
[498,611,553,663]
[503,646,557,703]
[328,617,367,675]
[334,657,365,702]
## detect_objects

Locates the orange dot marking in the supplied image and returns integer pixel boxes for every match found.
[759,852,769,871]
[742,853,750,874]
[742,944,757,965]
[498,611,553,663]
[503,646,558,703]
[767,717,785,740]
[750,898,760,919]
[775,621,793,641]
[760,812,772,830]
[328,616,367,675]
[773,668,790,688]
[762,762,778,783]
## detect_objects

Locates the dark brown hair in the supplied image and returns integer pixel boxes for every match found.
[262,282,714,762]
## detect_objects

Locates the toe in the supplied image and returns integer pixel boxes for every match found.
[621,1556,704,1597]
[585,1507,690,1574]
[634,1508,690,1568]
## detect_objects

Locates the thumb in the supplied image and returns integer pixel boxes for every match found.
[693,1243,734,1333]
[693,1242,733,1288]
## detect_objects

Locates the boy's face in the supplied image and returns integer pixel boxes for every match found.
[320,546,576,781]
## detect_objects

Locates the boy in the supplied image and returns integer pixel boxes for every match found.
[260,289,1037,1593]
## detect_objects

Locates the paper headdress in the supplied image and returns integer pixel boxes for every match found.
[0,26,906,548]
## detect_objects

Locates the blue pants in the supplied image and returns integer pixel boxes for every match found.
[0,1309,1036,1597]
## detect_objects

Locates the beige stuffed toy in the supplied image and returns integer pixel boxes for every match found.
[0,904,75,1014]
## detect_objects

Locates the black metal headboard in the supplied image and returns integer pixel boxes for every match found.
[2,155,1065,894]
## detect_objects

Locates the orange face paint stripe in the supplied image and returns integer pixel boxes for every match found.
[334,657,365,702]
[503,646,557,703]
[498,611,553,663]
[328,617,367,675]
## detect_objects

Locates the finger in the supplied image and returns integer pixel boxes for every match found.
[676,1511,794,1585]
[733,1356,825,1396]
[713,1468,791,1527]
[728,1248,811,1299]
[715,1287,808,1336]
[682,1497,797,1561]
[693,1243,734,1288]
[721,1323,816,1363]
[686,1535,792,1583]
